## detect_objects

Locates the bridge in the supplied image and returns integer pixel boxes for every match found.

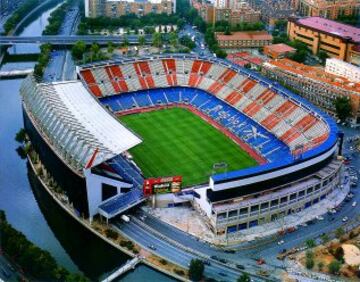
[101,257,141,282]
[0,69,33,78]
[0,35,153,46]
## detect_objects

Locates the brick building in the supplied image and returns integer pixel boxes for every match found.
[85,0,175,18]
[263,43,296,59]
[195,0,260,26]
[262,58,360,125]
[295,0,360,20]
[287,17,360,65]
[216,31,272,48]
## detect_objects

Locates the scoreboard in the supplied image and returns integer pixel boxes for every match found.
[143,176,182,196]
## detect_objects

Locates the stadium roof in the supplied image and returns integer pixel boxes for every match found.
[21,77,142,173]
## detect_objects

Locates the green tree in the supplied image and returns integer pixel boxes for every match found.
[215,48,227,59]
[334,96,352,122]
[71,40,87,61]
[107,41,115,54]
[169,32,178,47]
[320,233,330,244]
[335,227,345,238]
[305,239,316,248]
[188,259,204,281]
[318,261,324,271]
[318,51,329,64]
[122,35,129,48]
[328,259,341,274]
[138,35,146,46]
[334,246,344,262]
[152,32,162,48]
[237,273,251,282]
[306,257,314,269]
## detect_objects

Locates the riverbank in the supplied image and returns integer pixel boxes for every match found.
[26,147,189,282]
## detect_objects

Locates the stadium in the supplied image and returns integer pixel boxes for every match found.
[21,54,344,237]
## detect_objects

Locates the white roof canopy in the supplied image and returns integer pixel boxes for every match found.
[21,77,141,172]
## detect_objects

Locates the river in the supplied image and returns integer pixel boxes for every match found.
[0,4,174,282]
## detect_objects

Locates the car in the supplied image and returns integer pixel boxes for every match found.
[219,258,227,264]
[202,260,211,266]
[218,272,227,277]
[235,264,245,270]
[316,215,324,221]
[224,249,235,253]
[329,217,335,221]
[342,216,348,222]
[352,201,357,207]
[277,240,285,245]
[148,244,157,250]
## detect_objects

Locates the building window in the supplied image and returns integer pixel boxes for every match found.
[102,183,117,202]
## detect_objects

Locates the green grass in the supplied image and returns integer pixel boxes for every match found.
[120,108,257,187]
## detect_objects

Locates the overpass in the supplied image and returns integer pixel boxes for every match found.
[0,35,153,46]
[101,257,141,282]
[0,69,33,78]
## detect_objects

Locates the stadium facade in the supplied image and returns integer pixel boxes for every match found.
[21,54,344,236]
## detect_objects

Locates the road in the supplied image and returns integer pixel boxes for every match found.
[115,221,271,282]
[0,35,153,46]
[178,24,212,57]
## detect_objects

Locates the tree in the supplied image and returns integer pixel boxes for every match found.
[328,259,341,274]
[122,35,129,48]
[188,259,204,281]
[71,41,87,61]
[318,50,329,64]
[215,48,227,59]
[334,246,344,262]
[318,261,324,271]
[138,35,146,46]
[320,233,330,244]
[335,227,345,238]
[169,32,178,47]
[306,257,314,269]
[237,273,251,282]
[152,32,162,48]
[334,96,352,122]
[179,35,195,49]
[107,41,115,54]
[305,239,316,248]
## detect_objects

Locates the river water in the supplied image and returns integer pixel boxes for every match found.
[0,5,174,282]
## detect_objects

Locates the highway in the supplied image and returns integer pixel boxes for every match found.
[114,221,271,282]
[0,35,153,46]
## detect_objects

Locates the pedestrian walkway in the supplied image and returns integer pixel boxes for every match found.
[101,257,141,282]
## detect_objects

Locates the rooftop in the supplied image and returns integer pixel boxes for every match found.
[216,31,273,41]
[265,58,360,94]
[296,17,360,42]
[265,43,296,53]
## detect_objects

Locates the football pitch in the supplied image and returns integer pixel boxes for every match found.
[120,108,257,187]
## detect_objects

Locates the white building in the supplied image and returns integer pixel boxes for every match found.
[325,58,360,83]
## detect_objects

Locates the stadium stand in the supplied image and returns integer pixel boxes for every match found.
[79,56,330,156]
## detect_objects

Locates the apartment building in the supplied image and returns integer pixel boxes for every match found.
[262,58,360,124]
[287,17,360,65]
[216,31,272,48]
[295,0,360,20]
[85,0,175,18]
[325,58,360,83]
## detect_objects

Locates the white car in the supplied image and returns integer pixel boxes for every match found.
[316,216,324,221]
[342,216,348,222]
[352,201,357,207]
[277,240,285,245]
